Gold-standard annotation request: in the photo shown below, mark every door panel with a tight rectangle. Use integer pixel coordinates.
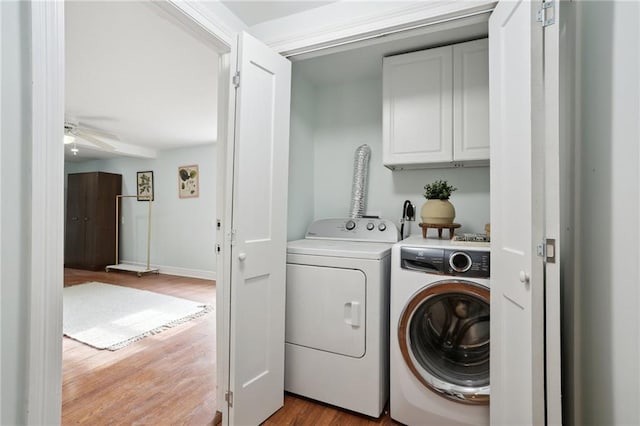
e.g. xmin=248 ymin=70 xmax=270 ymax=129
xmin=285 ymin=264 xmax=366 ymax=357
xmin=228 ymin=31 xmax=291 ymax=426
xmin=383 ymin=46 xmax=453 ymax=165
xmin=453 ymin=38 xmax=490 ymax=161
xmin=489 ymin=1 xmax=546 ymax=425
xmin=65 ymin=174 xmax=85 ymax=267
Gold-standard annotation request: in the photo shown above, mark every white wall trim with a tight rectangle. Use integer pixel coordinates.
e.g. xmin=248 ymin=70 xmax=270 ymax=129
xmin=0 ymin=2 xmax=4 ymax=421
xmin=215 ymin=49 xmax=233 ymax=422
xmin=118 ymin=260 xmax=216 ymax=281
xmin=164 ymin=0 xmax=244 ymax=52
xmin=28 ymin=1 xmax=65 ymax=423
xmin=250 ymin=1 xmax=496 ymax=57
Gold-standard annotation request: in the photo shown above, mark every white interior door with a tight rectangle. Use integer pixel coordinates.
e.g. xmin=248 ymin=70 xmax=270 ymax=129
xmin=489 ymin=1 xmax=550 ymax=424
xmin=227 ymin=31 xmax=291 ymax=426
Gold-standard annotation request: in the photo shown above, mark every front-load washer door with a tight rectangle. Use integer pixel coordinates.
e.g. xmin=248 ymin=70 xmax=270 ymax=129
xmin=398 ymin=280 xmax=490 ymax=404
xmin=286 ymin=264 xmax=365 ymax=358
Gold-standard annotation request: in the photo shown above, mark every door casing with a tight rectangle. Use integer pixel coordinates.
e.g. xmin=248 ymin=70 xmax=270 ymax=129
xmin=29 ymin=1 xmax=564 ymax=424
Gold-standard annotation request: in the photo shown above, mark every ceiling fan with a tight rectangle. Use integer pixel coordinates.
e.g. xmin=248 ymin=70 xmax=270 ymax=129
xmin=64 ymin=120 xmax=119 ymax=155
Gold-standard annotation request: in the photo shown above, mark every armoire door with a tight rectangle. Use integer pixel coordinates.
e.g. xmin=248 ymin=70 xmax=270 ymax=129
xmin=65 ymin=173 xmax=90 ymax=267
xmin=86 ymin=172 xmax=121 ymax=269
xmin=82 ymin=173 xmax=99 ymax=268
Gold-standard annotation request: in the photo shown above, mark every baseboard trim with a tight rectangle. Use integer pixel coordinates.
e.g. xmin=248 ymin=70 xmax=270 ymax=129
xmin=118 ymin=260 xmax=216 ymax=280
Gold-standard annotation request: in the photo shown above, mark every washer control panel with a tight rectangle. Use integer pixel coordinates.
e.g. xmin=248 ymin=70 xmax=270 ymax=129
xmin=400 ymin=246 xmax=490 ymax=278
xmin=306 ymin=218 xmax=400 ymax=243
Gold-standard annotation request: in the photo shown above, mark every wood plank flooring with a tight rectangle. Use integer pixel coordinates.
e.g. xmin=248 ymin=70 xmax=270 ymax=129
xmin=62 ymin=269 xmax=217 ymax=425
xmin=263 ymin=394 xmax=401 ymax=426
xmin=62 ymin=268 xmax=399 ymax=425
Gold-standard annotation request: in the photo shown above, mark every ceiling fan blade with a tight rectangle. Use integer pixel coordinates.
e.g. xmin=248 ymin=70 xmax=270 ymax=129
xmin=75 ymin=115 xmax=117 ymax=121
xmin=76 ymin=132 xmax=116 ymax=151
xmin=76 ymin=124 xmax=120 ymax=141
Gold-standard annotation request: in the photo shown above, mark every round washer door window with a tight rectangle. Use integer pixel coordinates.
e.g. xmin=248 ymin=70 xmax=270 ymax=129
xmin=398 ymin=280 xmax=490 ymax=404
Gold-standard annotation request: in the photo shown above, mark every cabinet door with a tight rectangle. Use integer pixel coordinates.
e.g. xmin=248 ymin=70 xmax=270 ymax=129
xmin=65 ymin=174 xmax=86 ymax=267
xmin=453 ymin=38 xmax=490 ymax=161
xmin=91 ymin=173 xmax=121 ymax=268
xmin=383 ymin=46 xmax=453 ymax=167
xmin=82 ymin=173 xmax=99 ymax=268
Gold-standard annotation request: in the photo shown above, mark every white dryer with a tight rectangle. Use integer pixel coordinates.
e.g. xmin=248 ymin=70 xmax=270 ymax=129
xmin=390 ymin=235 xmax=490 ymax=426
xmin=285 ymin=218 xmax=399 ymax=417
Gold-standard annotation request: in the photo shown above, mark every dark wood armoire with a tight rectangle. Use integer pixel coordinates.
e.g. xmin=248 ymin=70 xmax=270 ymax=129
xmin=65 ymin=172 xmax=122 ymax=270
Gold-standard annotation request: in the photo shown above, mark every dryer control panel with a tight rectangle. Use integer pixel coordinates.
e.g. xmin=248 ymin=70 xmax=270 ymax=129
xmin=400 ymin=246 xmax=490 ymax=278
xmin=305 ymin=218 xmax=400 ymax=243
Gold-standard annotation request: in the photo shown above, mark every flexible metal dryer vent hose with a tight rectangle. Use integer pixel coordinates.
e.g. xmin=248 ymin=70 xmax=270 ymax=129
xmin=349 ymin=144 xmax=371 ymax=219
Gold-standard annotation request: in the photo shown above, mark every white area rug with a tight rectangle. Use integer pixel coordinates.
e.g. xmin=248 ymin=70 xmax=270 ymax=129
xmin=63 ymin=282 xmax=212 ymax=350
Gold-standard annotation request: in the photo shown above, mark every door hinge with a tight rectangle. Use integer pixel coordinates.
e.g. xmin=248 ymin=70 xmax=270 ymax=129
xmin=537 ymin=0 xmax=555 ymax=27
xmin=225 ymin=390 xmax=234 ymax=407
xmin=537 ymin=238 xmax=556 ymax=263
xmin=216 ymin=219 xmax=221 ymax=230
xmin=215 ymin=243 xmax=221 ymax=254
xmin=232 ymin=71 xmax=240 ymax=88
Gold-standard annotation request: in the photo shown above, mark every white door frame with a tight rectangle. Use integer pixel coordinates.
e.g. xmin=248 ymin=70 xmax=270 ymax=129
xmin=28 ymin=1 xmax=235 ymax=423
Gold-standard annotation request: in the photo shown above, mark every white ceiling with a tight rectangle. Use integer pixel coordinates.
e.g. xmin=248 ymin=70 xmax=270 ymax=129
xmin=221 ymin=1 xmax=335 ymax=26
xmin=65 ymin=1 xmax=219 ymax=161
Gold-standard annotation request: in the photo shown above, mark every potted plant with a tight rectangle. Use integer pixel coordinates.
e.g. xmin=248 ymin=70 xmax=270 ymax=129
xmin=421 ymin=179 xmax=457 ymax=224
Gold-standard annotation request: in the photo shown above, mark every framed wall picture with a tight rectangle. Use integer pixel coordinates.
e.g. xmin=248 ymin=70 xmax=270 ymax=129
xmin=178 ymin=165 xmax=199 ymax=198
xmin=136 ymin=171 xmax=154 ymax=201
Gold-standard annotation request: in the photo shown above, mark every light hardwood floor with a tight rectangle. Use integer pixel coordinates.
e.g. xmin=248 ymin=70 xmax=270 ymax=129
xmin=263 ymin=394 xmax=400 ymax=426
xmin=62 ymin=268 xmax=399 ymax=425
xmin=62 ymin=268 xmax=217 ymax=425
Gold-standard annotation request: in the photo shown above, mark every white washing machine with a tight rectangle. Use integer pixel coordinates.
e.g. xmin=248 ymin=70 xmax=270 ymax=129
xmin=285 ymin=218 xmax=399 ymax=417
xmin=390 ymin=235 xmax=490 ymax=426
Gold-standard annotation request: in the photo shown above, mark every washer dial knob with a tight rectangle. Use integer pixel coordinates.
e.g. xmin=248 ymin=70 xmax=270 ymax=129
xmin=345 ymin=220 xmax=356 ymax=231
xmin=378 ymin=223 xmax=387 ymax=232
xmin=449 ymin=251 xmax=472 ymax=273
xmin=366 ymin=222 xmax=375 ymax=231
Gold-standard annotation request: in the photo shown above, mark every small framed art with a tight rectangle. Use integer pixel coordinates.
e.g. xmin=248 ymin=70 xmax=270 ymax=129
xmin=136 ymin=171 xmax=154 ymax=201
xmin=178 ymin=165 xmax=199 ymax=198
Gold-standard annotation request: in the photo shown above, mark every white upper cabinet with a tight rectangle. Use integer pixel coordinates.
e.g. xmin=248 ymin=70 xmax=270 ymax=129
xmin=383 ymin=45 xmax=453 ymax=166
xmin=383 ymin=38 xmax=489 ymax=169
xmin=453 ymin=38 xmax=490 ymax=161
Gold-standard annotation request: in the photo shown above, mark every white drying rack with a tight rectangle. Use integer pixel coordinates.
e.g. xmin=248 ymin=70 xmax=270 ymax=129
xmin=106 ymin=195 xmax=159 ymax=277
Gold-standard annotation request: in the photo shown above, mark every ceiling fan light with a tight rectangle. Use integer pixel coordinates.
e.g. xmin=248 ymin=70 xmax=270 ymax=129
xmin=64 ymin=134 xmax=76 ymax=145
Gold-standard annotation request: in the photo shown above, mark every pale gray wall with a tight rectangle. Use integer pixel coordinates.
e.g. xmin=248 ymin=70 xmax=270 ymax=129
xmin=65 ymin=144 xmax=217 ymax=276
xmin=288 ymin=73 xmax=490 ymax=240
xmin=1 ymin=1 xmax=31 ymax=424
xmin=578 ymin=1 xmax=640 ymax=424
xmin=287 ymin=67 xmax=316 ymax=240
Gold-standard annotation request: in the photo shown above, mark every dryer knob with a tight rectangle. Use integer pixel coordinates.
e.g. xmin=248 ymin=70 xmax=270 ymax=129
xmin=366 ymin=222 xmax=375 ymax=231
xmin=378 ymin=223 xmax=387 ymax=232
xmin=345 ymin=220 xmax=356 ymax=231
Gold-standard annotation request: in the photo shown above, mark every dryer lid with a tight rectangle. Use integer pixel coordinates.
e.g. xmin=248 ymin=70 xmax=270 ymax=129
xmin=287 ymin=239 xmax=392 ymax=260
